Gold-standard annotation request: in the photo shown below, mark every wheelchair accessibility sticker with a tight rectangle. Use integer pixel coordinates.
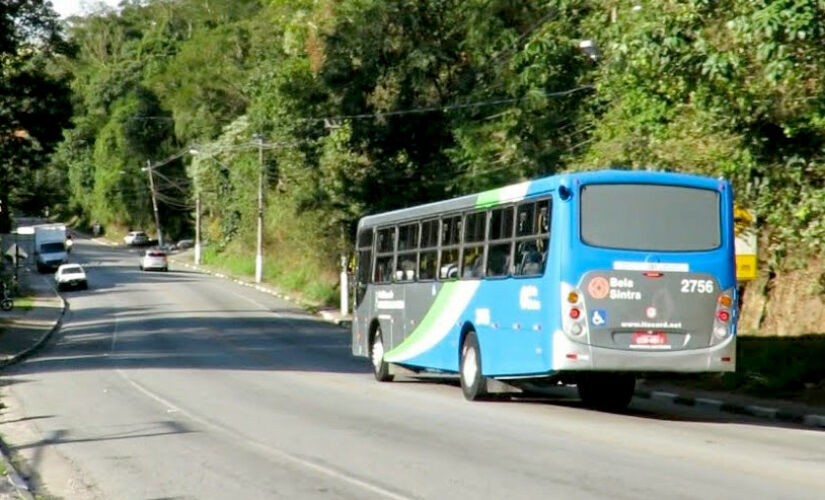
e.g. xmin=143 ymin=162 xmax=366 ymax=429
xmin=591 ymin=309 xmax=607 ymax=327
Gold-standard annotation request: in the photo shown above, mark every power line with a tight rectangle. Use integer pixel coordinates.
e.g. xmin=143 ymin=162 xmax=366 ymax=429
xmin=483 ymin=7 xmax=562 ymax=72
xmin=147 ymin=147 xmax=192 ymax=171
xmin=311 ymin=86 xmax=594 ymax=123
xmin=131 ymin=85 xmax=594 ymax=136
xmin=129 ymin=116 xmax=176 ymax=121
xmin=152 ymin=168 xmax=192 ymax=194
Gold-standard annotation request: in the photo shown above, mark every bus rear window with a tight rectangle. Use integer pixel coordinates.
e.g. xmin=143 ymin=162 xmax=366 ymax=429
xmin=580 ymin=184 xmax=721 ymax=251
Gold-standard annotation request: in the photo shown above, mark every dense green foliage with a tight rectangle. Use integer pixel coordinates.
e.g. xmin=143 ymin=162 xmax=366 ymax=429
xmin=45 ymin=0 xmax=825 ymax=301
xmin=0 ymin=0 xmax=71 ymax=232
xmin=578 ymin=1 xmax=825 ymax=265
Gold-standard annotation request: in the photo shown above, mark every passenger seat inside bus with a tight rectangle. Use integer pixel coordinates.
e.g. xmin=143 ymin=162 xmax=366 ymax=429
xmin=519 ymin=251 xmax=544 ymax=275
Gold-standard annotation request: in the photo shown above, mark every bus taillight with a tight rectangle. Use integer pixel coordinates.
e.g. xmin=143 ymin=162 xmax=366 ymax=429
xmin=711 ymin=288 xmax=735 ymax=343
xmin=561 ymin=283 xmax=588 ymax=338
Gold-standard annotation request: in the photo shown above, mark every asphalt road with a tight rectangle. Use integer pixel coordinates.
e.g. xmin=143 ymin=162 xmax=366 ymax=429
xmin=2 ymin=237 xmax=824 ymax=500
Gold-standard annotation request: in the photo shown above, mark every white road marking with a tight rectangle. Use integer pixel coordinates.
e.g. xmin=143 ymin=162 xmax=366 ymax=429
xmin=108 ymin=294 xmax=408 ymax=500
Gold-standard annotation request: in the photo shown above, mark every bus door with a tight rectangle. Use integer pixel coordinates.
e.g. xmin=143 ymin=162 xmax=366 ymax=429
xmin=372 ymin=227 xmax=401 ymax=348
xmin=353 ymin=228 xmax=376 ymax=356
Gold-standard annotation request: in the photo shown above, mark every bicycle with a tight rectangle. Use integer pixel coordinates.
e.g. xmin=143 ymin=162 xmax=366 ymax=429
xmin=1 ymin=281 xmax=13 ymax=311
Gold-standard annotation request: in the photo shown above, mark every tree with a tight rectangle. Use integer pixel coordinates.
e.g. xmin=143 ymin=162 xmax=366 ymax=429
xmin=0 ymin=0 xmax=71 ymax=231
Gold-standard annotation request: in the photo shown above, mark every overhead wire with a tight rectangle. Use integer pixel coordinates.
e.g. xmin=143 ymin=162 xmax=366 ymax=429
xmin=131 ymin=80 xmax=595 ymax=201
xmin=305 ymin=86 xmax=593 ymax=123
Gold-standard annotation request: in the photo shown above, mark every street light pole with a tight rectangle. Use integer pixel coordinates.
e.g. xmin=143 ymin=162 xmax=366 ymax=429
xmin=255 ymin=134 xmax=264 ymax=283
xmin=145 ymin=160 xmax=164 ymax=247
xmin=188 ymin=149 xmax=203 ymax=265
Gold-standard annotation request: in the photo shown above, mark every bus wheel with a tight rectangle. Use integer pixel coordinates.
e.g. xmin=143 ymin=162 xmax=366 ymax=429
xmin=577 ymin=373 xmax=636 ymax=411
xmin=370 ymin=326 xmax=393 ymax=382
xmin=460 ymin=332 xmax=487 ymax=401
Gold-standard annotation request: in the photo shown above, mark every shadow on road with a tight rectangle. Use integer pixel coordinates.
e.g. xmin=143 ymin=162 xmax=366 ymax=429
xmin=2 ymin=238 xmax=370 ymax=377
xmin=11 ymin=305 xmax=366 ymax=375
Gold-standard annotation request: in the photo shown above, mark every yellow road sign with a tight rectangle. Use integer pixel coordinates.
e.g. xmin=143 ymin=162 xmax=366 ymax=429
xmin=734 ymin=205 xmax=757 ymax=281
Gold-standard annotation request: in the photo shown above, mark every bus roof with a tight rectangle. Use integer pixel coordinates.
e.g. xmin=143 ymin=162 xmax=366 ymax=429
xmin=358 ymin=169 xmax=729 ymax=229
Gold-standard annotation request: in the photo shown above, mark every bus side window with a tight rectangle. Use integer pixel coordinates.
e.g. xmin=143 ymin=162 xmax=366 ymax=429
xmin=486 ymin=206 xmax=514 ymax=277
xmin=439 ymin=216 xmax=461 ymax=280
xmin=375 ymin=256 xmax=394 ymax=283
xmin=514 ymin=199 xmax=551 ymax=277
xmin=396 ymin=223 xmax=418 ymax=282
xmin=462 ymin=211 xmax=486 ymax=279
xmin=537 ymin=199 xmax=550 ymax=234
xmin=355 ymin=228 xmax=373 ymax=306
xmin=440 ymin=249 xmax=459 ymax=279
xmin=486 ymin=242 xmax=512 ymax=277
xmin=374 ymin=227 xmax=396 ymax=283
xmin=516 ymin=202 xmax=536 ymax=236
xmin=419 ymin=251 xmax=437 ymax=280
xmin=419 ymin=219 xmax=438 ymax=280
xmin=515 ymin=240 xmax=546 ymax=276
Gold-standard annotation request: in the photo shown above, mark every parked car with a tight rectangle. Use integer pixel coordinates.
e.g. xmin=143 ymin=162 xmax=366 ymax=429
xmin=140 ymin=249 xmax=168 ymax=271
xmin=55 ymin=264 xmax=88 ymax=291
xmin=124 ymin=231 xmax=149 ymax=246
xmin=175 ymin=239 xmax=194 ymax=250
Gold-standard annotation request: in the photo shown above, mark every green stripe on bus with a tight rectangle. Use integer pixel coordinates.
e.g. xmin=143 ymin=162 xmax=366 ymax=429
xmin=384 ymin=281 xmax=480 ymax=363
xmin=475 ymin=181 xmax=531 ymax=208
xmin=384 ymin=282 xmax=457 ymax=362
xmin=475 ymin=188 xmax=503 ymax=208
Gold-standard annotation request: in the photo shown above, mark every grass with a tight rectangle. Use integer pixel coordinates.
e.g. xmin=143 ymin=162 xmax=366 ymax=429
xmin=201 ymin=244 xmax=338 ymax=307
xmin=11 ymin=296 xmax=34 ymax=312
xmin=650 ymin=335 xmax=825 ymax=404
xmin=727 ymin=336 xmax=825 ymax=398
xmin=202 ymin=247 xmax=256 ymax=276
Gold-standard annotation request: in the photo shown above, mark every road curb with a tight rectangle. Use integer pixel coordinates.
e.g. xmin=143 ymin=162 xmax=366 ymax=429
xmin=635 ymin=387 xmax=825 ymax=430
xmin=0 ymin=287 xmax=67 ymax=370
xmin=0 ymin=443 xmax=33 ymax=500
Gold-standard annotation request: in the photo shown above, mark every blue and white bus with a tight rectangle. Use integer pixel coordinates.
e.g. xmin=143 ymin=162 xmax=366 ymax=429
xmin=351 ymin=170 xmax=737 ymax=409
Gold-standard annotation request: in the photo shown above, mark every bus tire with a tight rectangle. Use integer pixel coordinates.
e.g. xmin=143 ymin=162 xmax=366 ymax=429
xmin=370 ymin=326 xmax=393 ymax=382
xmin=577 ymin=373 xmax=636 ymax=411
xmin=460 ymin=331 xmax=487 ymax=401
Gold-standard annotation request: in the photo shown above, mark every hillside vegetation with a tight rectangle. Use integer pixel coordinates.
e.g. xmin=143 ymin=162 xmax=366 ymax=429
xmin=36 ymin=1 xmax=825 ymax=323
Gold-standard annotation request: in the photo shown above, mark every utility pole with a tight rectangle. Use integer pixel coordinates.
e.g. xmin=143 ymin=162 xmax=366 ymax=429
xmin=195 ymin=191 xmax=201 ymax=265
xmin=255 ymin=134 xmax=264 ymax=283
xmin=340 ymin=254 xmax=349 ymax=316
xmin=145 ymin=160 xmax=164 ymax=247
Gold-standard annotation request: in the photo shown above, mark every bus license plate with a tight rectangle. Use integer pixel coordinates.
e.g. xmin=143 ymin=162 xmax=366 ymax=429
xmin=632 ymin=332 xmax=668 ymax=346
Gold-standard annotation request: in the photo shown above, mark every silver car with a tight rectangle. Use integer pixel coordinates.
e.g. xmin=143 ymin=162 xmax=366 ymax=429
xmin=139 ymin=250 xmax=168 ymax=271
xmin=124 ymin=231 xmax=149 ymax=246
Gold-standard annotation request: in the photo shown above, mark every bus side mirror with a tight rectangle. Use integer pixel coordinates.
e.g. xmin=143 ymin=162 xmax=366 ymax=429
xmin=559 ymin=185 xmax=572 ymax=201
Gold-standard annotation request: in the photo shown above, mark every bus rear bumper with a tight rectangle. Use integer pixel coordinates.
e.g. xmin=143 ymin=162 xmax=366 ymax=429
xmin=552 ymin=330 xmax=736 ymax=373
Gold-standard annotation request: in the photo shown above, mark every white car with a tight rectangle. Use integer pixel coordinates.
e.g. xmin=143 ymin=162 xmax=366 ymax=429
xmin=124 ymin=231 xmax=149 ymax=246
xmin=140 ymin=249 xmax=168 ymax=271
xmin=55 ymin=264 xmax=88 ymax=291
